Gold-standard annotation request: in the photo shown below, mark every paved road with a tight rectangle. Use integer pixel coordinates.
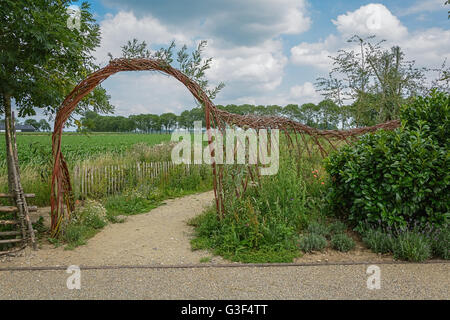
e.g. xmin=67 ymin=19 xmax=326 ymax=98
xmin=0 ymin=262 xmax=448 ymax=299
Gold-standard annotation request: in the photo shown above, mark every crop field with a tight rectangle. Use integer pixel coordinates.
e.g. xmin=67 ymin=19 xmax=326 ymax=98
xmin=0 ymin=132 xmax=172 ymax=169
xmin=0 ymin=132 xmax=215 ymax=207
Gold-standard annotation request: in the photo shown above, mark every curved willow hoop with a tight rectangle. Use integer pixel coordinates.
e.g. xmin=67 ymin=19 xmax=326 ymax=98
xmin=51 ymin=57 xmax=400 ymax=235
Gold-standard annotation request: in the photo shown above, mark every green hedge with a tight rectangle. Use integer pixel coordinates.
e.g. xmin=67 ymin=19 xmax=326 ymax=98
xmin=325 ymin=91 xmax=449 ymax=230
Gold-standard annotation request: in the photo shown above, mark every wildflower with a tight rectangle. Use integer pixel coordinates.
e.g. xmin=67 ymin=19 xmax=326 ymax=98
xmin=321 ymin=182 xmax=325 ymax=185
xmin=313 ymin=174 xmax=317 ymax=178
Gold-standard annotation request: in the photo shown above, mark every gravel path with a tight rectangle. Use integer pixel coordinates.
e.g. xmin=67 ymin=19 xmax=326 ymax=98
xmin=1 ymin=191 xmax=224 ymax=268
xmin=1 ymin=191 xmax=394 ymax=268
xmin=0 ymin=263 xmax=448 ymax=299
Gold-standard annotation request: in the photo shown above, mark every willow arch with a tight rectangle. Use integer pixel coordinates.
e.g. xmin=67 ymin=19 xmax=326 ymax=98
xmin=50 ymin=58 xmax=221 ymax=234
xmin=51 ymin=57 xmax=400 ymax=235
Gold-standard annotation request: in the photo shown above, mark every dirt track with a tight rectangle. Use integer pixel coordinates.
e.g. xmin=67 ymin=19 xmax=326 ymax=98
xmin=1 ymin=190 xmax=399 ymax=268
xmin=0 ymin=191 xmax=225 ymax=268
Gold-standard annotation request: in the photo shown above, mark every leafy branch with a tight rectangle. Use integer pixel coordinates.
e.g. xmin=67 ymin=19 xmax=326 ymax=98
xmin=108 ymin=38 xmax=225 ymax=101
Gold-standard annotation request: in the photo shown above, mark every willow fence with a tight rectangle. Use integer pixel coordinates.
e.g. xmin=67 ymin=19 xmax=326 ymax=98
xmin=73 ymin=161 xmax=197 ymax=199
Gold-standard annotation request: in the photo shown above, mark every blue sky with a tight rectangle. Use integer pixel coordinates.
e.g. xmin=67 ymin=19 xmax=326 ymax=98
xmin=25 ymin=0 xmax=450 ymax=123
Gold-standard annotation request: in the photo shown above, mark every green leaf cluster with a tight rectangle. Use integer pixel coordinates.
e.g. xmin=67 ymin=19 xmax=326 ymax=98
xmin=325 ymin=91 xmax=449 ymax=229
xmin=0 ymin=0 xmax=113 ymax=117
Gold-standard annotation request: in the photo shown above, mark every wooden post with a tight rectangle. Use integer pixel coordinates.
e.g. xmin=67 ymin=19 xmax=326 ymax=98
xmin=2 ymin=98 xmax=36 ymax=250
xmin=11 ymin=112 xmax=36 ymax=249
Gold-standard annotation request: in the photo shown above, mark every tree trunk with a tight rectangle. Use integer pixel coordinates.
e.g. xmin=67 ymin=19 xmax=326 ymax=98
xmin=3 ymin=93 xmax=16 ymax=193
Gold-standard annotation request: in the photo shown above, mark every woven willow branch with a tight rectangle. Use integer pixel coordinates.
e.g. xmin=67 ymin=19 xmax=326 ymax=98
xmin=50 ymin=58 xmax=400 ymax=234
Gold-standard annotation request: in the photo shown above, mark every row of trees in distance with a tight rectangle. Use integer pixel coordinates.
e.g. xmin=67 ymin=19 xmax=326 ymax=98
xmin=0 ymin=118 xmax=51 ymax=132
xmin=78 ymin=99 xmax=345 ymax=133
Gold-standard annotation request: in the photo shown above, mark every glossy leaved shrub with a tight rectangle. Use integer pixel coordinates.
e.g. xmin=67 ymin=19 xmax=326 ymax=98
xmin=325 ymin=91 xmax=449 ymax=230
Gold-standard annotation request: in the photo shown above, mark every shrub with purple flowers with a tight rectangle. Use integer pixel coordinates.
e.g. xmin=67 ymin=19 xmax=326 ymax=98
xmin=392 ymin=230 xmax=432 ymax=262
xmin=362 ymin=228 xmax=394 ymax=254
xmin=299 ymin=233 xmax=327 ymax=253
xmin=330 ymin=233 xmax=355 ymax=252
xmin=429 ymin=224 xmax=450 ymax=260
xmin=361 ymin=220 xmax=449 ymax=261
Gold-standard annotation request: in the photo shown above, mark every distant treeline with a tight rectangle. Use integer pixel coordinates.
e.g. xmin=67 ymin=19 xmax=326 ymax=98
xmin=80 ymin=99 xmax=357 ymax=133
xmin=0 ymin=118 xmax=51 ymax=132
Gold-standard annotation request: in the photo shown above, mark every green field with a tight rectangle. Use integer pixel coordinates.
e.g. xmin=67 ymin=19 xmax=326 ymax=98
xmin=0 ymin=131 xmax=210 ymax=207
xmin=0 ymin=132 xmax=172 ymax=169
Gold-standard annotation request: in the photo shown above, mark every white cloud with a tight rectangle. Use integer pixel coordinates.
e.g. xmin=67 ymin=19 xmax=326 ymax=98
xmin=102 ymin=72 xmax=198 ymax=116
xmin=397 ymin=28 xmax=450 ymax=68
xmin=399 ymin=0 xmax=445 ymax=16
xmin=290 ymin=35 xmax=339 ymax=70
xmin=94 ymin=11 xmax=190 ymax=64
xmin=89 ymin=2 xmax=448 ymax=116
xmin=213 ymin=81 xmax=323 ymax=108
xmin=290 ymin=3 xmax=448 ymax=72
xmin=201 ymin=0 xmax=311 ymax=45
xmin=205 ymin=39 xmax=288 ymax=96
xmin=289 ymin=82 xmax=321 ymax=103
xmin=332 ymin=3 xmax=408 ymax=40
xmin=92 ymin=10 xmax=291 ymax=111
xmin=101 ymin=0 xmax=311 ymax=45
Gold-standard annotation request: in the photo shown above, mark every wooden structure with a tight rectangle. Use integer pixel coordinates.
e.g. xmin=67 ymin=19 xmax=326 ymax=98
xmin=1 ymin=111 xmax=37 ymax=255
xmin=50 ymin=57 xmax=400 ymax=235
xmin=73 ymin=161 xmax=205 ymax=199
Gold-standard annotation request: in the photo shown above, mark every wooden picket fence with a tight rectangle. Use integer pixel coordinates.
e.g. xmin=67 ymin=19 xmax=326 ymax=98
xmin=73 ymin=161 xmax=194 ymax=199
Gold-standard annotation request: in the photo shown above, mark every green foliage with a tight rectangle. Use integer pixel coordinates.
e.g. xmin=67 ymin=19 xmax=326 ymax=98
xmin=38 ymin=119 xmax=51 ymax=132
xmin=74 ymin=200 xmax=108 ymax=229
xmin=0 ymin=133 xmax=177 ymax=208
xmin=188 ymin=208 xmax=220 ymax=247
xmin=32 ymin=216 xmax=47 ymax=234
xmin=0 ymin=166 xmax=51 ymax=207
xmin=199 ymin=256 xmax=212 ymax=263
xmin=77 ymin=99 xmax=350 ymax=134
xmin=400 ymin=90 xmax=449 ymax=146
xmin=0 ymin=211 xmax=15 ymax=251
xmin=110 ymin=38 xmax=225 ymax=101
xmin=361 ymin=228 xmax=394 ymax=254
xmin=315 ymin=35 xmax=447 ymax=126
xmin=24 ymin=119 xmax=40 ymax=130
xmin=298 ymin=234 xmax=327 ymax=253
xmin=330 ymin=233 xmax=355 ymax=252
xmin=447 ymin=0 xmax=450 ymax=19
xmin=360 ymin=221 xmax=449 ymax=260
xmin=0 ymin=0 xmax=113 ymax=117
xmin=102 ymin=165 xmax=212 ymax=222
xmin=63 ymin=224 xmax=89 ymax=248
xmin=47 ymin=237 xmax=62 ymax=247
xmin=430 ymin=225 xmax=450 ymax=260
xmin=60 ymin=200 xmax=108 ymax=249
xmin=159 ymin=113 xmax=178 ymax=132
xmin=328 ymin=221 xmax=348 ymax=236
xmin=0 ymin=132 xmax=171 ymax=169
xmin=189 ymin=208 xmax=301 ymax=263
xmin=392 ymin=230 xmax=432 ymax=262
xmin=188 ymin=153 xmax=328 ymax=263
xmin=161 ymin=164 xmax=212 ymax=197
xmin=325 ymin=91 xmax=449 ymax=230
xmin=103 ymin=191 xmax=159 ymax=222
xmin=307 ymin=221 xmax=329 ymax=238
